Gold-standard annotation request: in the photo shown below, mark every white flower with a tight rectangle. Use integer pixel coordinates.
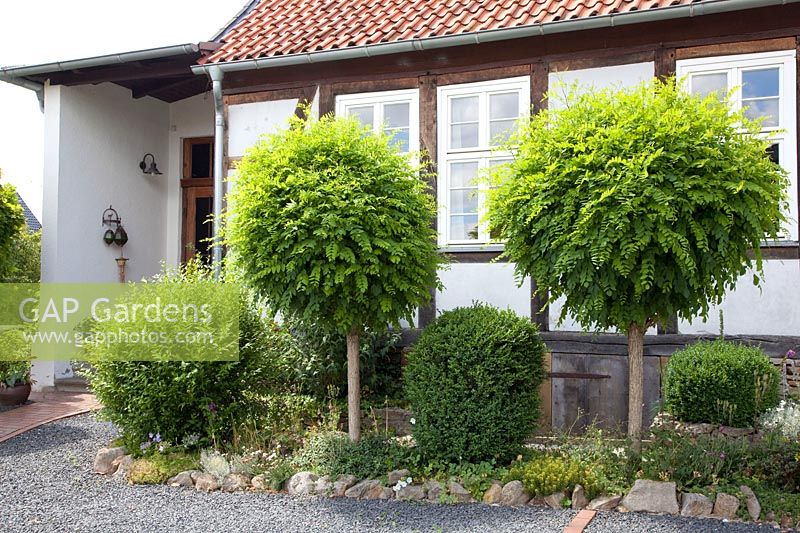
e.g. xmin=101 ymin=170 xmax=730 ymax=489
xmin=410 ymin=418 xmax=416 ymax=425
xmin=406 ymin=477 xmax=412 ymax=484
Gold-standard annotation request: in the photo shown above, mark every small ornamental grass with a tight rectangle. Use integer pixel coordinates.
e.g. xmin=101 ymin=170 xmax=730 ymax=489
xmin=663 ymin=340 xmax=780 ymax=427
xmin=404 ymin=304 xmax=546 ymax=464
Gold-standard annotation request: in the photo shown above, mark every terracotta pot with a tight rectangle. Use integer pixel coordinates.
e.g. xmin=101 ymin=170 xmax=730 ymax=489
xmin=0 ymin=382 xmax=31 ymax=406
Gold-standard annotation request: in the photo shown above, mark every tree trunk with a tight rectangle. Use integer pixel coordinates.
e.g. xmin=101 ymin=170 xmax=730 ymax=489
xmin=627 ymin=322 xmax=645 ymax=453
xmin=346 ymin=330 xmax=361 ymax=442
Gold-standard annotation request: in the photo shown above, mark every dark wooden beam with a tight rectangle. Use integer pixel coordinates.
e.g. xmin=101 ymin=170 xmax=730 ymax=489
xmin=130 ymin=76 xmax=202 ymax=99
xmin=418 ymin=74 xmax=438 ymax=328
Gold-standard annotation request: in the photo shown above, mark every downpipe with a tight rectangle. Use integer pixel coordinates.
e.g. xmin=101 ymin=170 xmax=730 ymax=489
xmin=210 ymin=66 xmax=225 ymax=278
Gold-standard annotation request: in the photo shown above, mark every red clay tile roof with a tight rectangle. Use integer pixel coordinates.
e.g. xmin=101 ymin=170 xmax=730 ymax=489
xmin=205 ymin=0 xmax=705 ymax=64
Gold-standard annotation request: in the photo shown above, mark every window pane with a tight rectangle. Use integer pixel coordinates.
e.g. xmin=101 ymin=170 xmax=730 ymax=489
xmin=489 ymin=119 xmax=517 ymax=145
xmin=742 ymin=68 xmax=779 ymax=99
xmin=348 ymin=105 xmax=374 ymax=129
xmin=450 ymin=123 xmax=479 ymax=149
xmin=384 ymin=102 xmax=409 ymax=129
xmin=691 ymin=72 xmax=728 ymax=99
xmin=743 ymin=98 xmax=779 ymax=126
xmin=190 ymin=142 xmax=212 ymax=178
xmin=490 ymin=92 xmax=519 ymax=120
xmin=449 ymin=189 xmax=479 ymax=213
xmin=450 ymin=161 xmax=479 ymax=187
xmin=385 ymin=127 xmax=410 ymax=152
xmin=489 ymin=158 xmax=514 ymax=167
xmin=451 ymin=96 xmax=479 ymax=123
xmin=195 ymin=197 xmax=213 ymax=264
xmin=450 ymin=214 xmax=479 ymax=240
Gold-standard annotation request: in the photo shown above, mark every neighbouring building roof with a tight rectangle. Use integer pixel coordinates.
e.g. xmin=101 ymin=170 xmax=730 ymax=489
xmin=204 ymin=0 xmax=705 ymax=64
xmin=15 ymin=192 xmax=41 ymax=233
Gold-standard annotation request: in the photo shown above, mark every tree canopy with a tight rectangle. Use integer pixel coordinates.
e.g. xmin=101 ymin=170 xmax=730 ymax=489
xmin=226 ymin=113 xmax=443 ymax=334
xmin=488 ymin=78 xmax=789 ymax=332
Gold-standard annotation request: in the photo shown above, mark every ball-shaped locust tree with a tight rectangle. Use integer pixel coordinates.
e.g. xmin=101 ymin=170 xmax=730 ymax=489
xmin=226 ymin=114 xmax=443 ymax=440
xmin=488 ymin=79 xmax=789 ymax=449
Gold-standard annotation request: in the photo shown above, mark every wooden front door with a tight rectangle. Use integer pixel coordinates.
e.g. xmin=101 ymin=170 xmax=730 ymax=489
xmin=181 ymin=137 xmax=215 ymax=263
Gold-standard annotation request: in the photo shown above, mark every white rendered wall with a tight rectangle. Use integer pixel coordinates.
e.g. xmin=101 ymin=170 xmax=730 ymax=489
xmin=165 ymin=94 xmax=215 ymax=266
xmin=227 ymin=98 xmax=299 ymax=158
xmin=437 ymin=263 xmax=531 ymax=319
xmin=679 ymin=260 xmax=800 ymax=335
xmin=548 ymin=62 xmax=655 ymax=108
xmin=35 ymin=83 xmax=170 ymax=388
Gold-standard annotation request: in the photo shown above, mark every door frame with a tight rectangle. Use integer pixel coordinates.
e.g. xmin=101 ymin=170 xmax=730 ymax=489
xmin=181 ymin=136 xmax=215 ymax=263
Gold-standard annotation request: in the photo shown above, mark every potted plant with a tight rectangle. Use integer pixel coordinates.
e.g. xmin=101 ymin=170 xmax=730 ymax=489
xmin=0 ymin=360 xmax=32 ymax=406
xmin=0 ymin=325 xmax=33 ymax=406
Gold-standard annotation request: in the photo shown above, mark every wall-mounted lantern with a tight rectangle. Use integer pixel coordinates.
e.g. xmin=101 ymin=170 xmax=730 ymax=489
xmin=102 ymin=206 xmax=128 ymax=247
xmin=102 ymin=206 xmax=129 ymax=282
xmin=138 ymin=153 xmax=163 ymax=175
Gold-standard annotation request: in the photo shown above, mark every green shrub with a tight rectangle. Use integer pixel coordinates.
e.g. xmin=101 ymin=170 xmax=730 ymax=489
xmin=293 ymin=430 xmax=411 ymax=479
xmin=0 ymin=229 xmax=40 ymax=283
xmin=266 ymin=459 xmax=296 ymax=490
xmin=404 ymin=304 xmax=546 ymax=464
xmin=0 ymin=179 xmax=25 ymax=279
xmin=505 ymin=455 xmax=600 ymax=498
xmin=283 ymin=315 xmax=402 ymax=401
xmin=664 ymin=340 xmax=780 ymax=427
xmin=128 ymin=452 xmax=199 ymax=484
xmin=84 ymin=263 xmax=294 ymax=451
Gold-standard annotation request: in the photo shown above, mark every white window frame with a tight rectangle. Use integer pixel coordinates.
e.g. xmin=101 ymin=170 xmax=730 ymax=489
xmin=677 ymin=50 xmax=798 ymax=242
xmin=437 ymin=76 xmax=530 ymax=247
xmin=335 ymin=89 xmax=420 ymax=154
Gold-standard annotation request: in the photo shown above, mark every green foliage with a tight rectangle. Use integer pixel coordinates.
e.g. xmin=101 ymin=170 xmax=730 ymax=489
xmin=84 ymin=263 xmax=294 ymax=450
xmin=0 ymin=360 xmax=30 ymax=388
xmin=488 ymin=78 xmax=789 ymax=332
xmin=0 ymin=180 xmax=26 ymax=279
xmin=753 ymin=486 xmax=800 ymax=523
xmin=226 ymin=113 xmax=443 ymax=334
xmin=266 ymin=459 xmax=296 ymax=490
xmin=642 ymin=424 xmax=800 ymax=493
xmin=434 ymin=461 xmax=508 ymax=500
xmin=283 ymin=315 xmax=402 ymax=401
xmin=505 ymin=455 xmax=600 ymax=498
xmin=550 ymin=427 xmax=635 ymax=496
xmin=0 ymin=229 xmax=40 ymax=282
xmin=404 ymin=304 xmax=547 ymax=464
xmin=663 ymin=340 xmax=780 ymax=427
xmin=293 ymin=430 xmax=412 ymax=479
xmin=127 ymin=452 xmax=199 ymax=484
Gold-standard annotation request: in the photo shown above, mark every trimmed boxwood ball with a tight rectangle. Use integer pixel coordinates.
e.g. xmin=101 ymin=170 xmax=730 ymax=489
xmin=663 ymin=340 xmax=780 ymax=427
xmin=404 ymin=304 xmax=547 ymax=464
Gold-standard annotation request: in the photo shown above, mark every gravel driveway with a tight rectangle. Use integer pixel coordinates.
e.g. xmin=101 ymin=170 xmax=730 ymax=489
xmin=0 ymin=414 xmax=782 ymax=533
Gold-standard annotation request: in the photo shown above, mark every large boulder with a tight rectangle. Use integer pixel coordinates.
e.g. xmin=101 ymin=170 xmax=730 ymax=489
xmin=483 ymin=482 xmax=503 ymax=504
xmin=345 ymin=479 xmax=381 ymax=499
xmin=365 ymin=484 xmax=394 ymax=500
xmin=222 ymin=473 xmax=251 ymax=492
xmin=621 ymin=480 xmax=679 ymax=514
xmin=448 ymin=481 xmax=474 ymax=503
xmin=287 ymin=471 xmax=318 ymax=496
xmin=332 ymin=475 xmax=358 ymax=497
xmin=93 ymin=447 xmax=128 ymax=475
xmin=588 ymin=495 xmax=622 ymax=511
xmin=739 ymin=485 xmax=761 ymax=521
xmin=712 ymin=492 xmax=740 ymax=519
xmin=544 ymin=492 xmax=566 ymax=509
xmin=396 ymin=484 xmax=426 ymax=501
xmin=251 ymin=474 xmax=268 ymax=490
xmin=111 ymin=455 xmax=134 ymax=480
xmin=572 ymin=484 xmax=588 ymax=510
xmin=194 ymin=472 xmax=220 ymax=492
xmin=425 ymin=480 xmax=444 ymax=502
xmin=500 ymin=480 xmax=531 ymax=506
xmin=314 ymin=476 xmax=333 ymax=495
xmin=167 ymin=470 xmax=198 ymax=488
xmin=680 ymin=493 xmax=713 ymax=517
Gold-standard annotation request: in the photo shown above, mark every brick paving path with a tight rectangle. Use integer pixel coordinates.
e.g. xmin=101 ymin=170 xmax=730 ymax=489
xmin=0 ymin=391 xmax=100 ymax=443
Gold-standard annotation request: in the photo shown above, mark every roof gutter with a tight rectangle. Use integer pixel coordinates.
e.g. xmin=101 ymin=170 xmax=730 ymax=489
xmin=0 ymin=43 xmax=199 ymax=80
xmin=192 ymin=0 xmax=798 ymax=75
xmin=3 ymin=77 xmax=44 ymax=112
